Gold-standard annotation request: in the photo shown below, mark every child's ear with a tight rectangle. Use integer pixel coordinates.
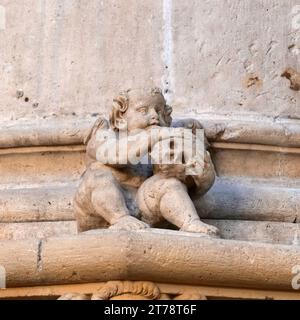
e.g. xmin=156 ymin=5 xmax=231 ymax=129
xmin=164 ymin=104 xmax=173 ymax=126
xmin=110 ymin=95 xmax=129 ymax=131
xmin=165 ymin=104 xmax=173 ymax=115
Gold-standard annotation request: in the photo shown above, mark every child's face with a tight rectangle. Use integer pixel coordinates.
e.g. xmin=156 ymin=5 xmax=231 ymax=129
xmin=123 ymin=93 xmax=168 ymax=132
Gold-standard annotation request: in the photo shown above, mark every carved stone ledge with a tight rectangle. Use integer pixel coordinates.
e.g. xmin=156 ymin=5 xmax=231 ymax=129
xmin=0 ymin=230 xmax=300 ymax=291
xmin=1 ymin=178 xmax=299 ymax=225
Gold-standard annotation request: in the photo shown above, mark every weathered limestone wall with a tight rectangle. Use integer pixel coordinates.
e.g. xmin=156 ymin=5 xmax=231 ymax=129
xmin=0 ymin=0 xmax=164 ymax=122
xmin=171 ymin=0 xmax=300 ymax=117
xmin=0 ymin=0 xmax=299 ymax=123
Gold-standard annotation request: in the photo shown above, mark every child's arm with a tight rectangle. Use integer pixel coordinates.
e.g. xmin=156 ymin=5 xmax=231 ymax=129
xmin=117 ymin=128 xmax=185 ymax=165
xmin=172 ymin=118 xmax=210 ymax=148
xmin=185 ymin=150 xmax=216 ymax=195
xmin=86 ymin=116 xmax=186 ymax=167
xmin=85 ymin=118 xmax=109 ymax=164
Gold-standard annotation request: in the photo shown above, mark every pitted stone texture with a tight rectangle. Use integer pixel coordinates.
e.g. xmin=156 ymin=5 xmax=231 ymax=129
xmin=1 ymin=1 xmax=299 ymax=123
xmin=0 ymin=0 xmax=164 ymax=122
xmin=170 ymin=0 xmax=300 ymax=118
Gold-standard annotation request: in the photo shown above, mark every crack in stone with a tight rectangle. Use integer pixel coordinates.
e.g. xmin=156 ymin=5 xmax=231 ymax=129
xmin=37 ymin=240 xmax=43 ymax=272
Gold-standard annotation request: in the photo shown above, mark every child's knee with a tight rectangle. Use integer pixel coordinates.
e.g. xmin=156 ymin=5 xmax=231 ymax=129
xmin=79 ymin=169 xmax=120 ymax=204
xmin=82 ymin=166 xmax=118 ymax=186
xmin=137 ymin=176 xmax=186 ymax=226
xmin=160 ymin=177 xmax=187 ymax=191
xmin=74 ymin=195 xmax=108 ymax=232
xmin=75 ymin=169 xmax=117 ymax=221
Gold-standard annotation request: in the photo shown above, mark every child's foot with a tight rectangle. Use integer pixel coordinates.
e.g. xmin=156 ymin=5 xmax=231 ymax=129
xmin=110 ymin=216 xmax=150 ymax=231
xmin=181 ymin=220 xmax=220 ymax=238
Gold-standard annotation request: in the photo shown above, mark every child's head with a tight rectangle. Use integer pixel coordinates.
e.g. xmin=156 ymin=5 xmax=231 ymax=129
xmin=110 ymin=87 xmax=172 ymax=132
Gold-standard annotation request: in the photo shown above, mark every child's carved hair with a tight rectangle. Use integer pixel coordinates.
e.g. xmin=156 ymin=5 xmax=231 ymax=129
xmin=109 ymin=87 xmax=172 ymax=131
xmin=110 ymin=90 xmax=130 ymax=131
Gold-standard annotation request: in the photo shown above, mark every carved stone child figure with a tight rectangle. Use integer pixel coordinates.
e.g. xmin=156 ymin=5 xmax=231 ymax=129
xmin=74 ymin=88 xmax=219 ymax=237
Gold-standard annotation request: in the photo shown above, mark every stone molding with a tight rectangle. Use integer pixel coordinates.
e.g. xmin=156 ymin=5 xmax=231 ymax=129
xmin=1 ymin=115 xmax=300 ymax=149
xmin=0 ymin=229 xmax=300 ymax=291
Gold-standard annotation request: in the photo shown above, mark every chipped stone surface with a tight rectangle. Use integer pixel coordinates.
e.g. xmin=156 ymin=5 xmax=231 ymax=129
xmin=282 ymin=67 xmax=300 ymax=91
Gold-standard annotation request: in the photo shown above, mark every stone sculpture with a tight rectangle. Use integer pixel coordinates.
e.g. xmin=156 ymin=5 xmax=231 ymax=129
xmin=74 ymin=88 xmax=219 ymax=237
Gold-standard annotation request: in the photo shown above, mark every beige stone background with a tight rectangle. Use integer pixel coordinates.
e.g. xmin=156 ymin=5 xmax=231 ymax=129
xmin=0 ymin=0 xmax=299 ymax=123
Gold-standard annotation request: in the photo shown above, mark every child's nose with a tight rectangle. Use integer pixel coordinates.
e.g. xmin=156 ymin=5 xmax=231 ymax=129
xmin=149 ymin=108 xmax=159 ymax=120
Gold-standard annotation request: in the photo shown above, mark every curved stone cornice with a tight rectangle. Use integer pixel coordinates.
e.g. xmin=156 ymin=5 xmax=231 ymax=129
xmin=1 ymin=115 xmax=300 ymax=149
xmin=0 ymin=229 xmax=299 ymax=291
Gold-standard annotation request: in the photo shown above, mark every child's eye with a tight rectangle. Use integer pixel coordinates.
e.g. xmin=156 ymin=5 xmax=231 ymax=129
xmin=138 ymin=107 xmax=147 ymax=114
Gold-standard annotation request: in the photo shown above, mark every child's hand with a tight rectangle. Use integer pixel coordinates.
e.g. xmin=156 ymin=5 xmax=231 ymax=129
xmin=173 ymin=118 xmax=203 ymax=134
xmin=185 ymin=154 xmax=205 ymax=177
xmin=158 ymin=127 xmax=186 ymax=141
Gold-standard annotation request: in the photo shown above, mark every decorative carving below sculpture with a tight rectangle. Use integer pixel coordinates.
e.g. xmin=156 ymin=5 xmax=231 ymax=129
xmin=74 ymin=88 xmax=219 ymax=237
xmin=58 ymin=281 xmax=207 ymax=300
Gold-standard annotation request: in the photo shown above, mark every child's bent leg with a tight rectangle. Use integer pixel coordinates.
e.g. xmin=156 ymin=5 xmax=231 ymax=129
xmin=90 ymin=170 xmax=149 ymax=231
xmin=159 ymin=181 xmax=219 ymax=236
xmin=137 ymin=175 xmax=219 ymax=237
xmin=75 ymin=168 xmax=149 ymax=232
xmin=74 ymin=199 xmax=107 ymax=233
